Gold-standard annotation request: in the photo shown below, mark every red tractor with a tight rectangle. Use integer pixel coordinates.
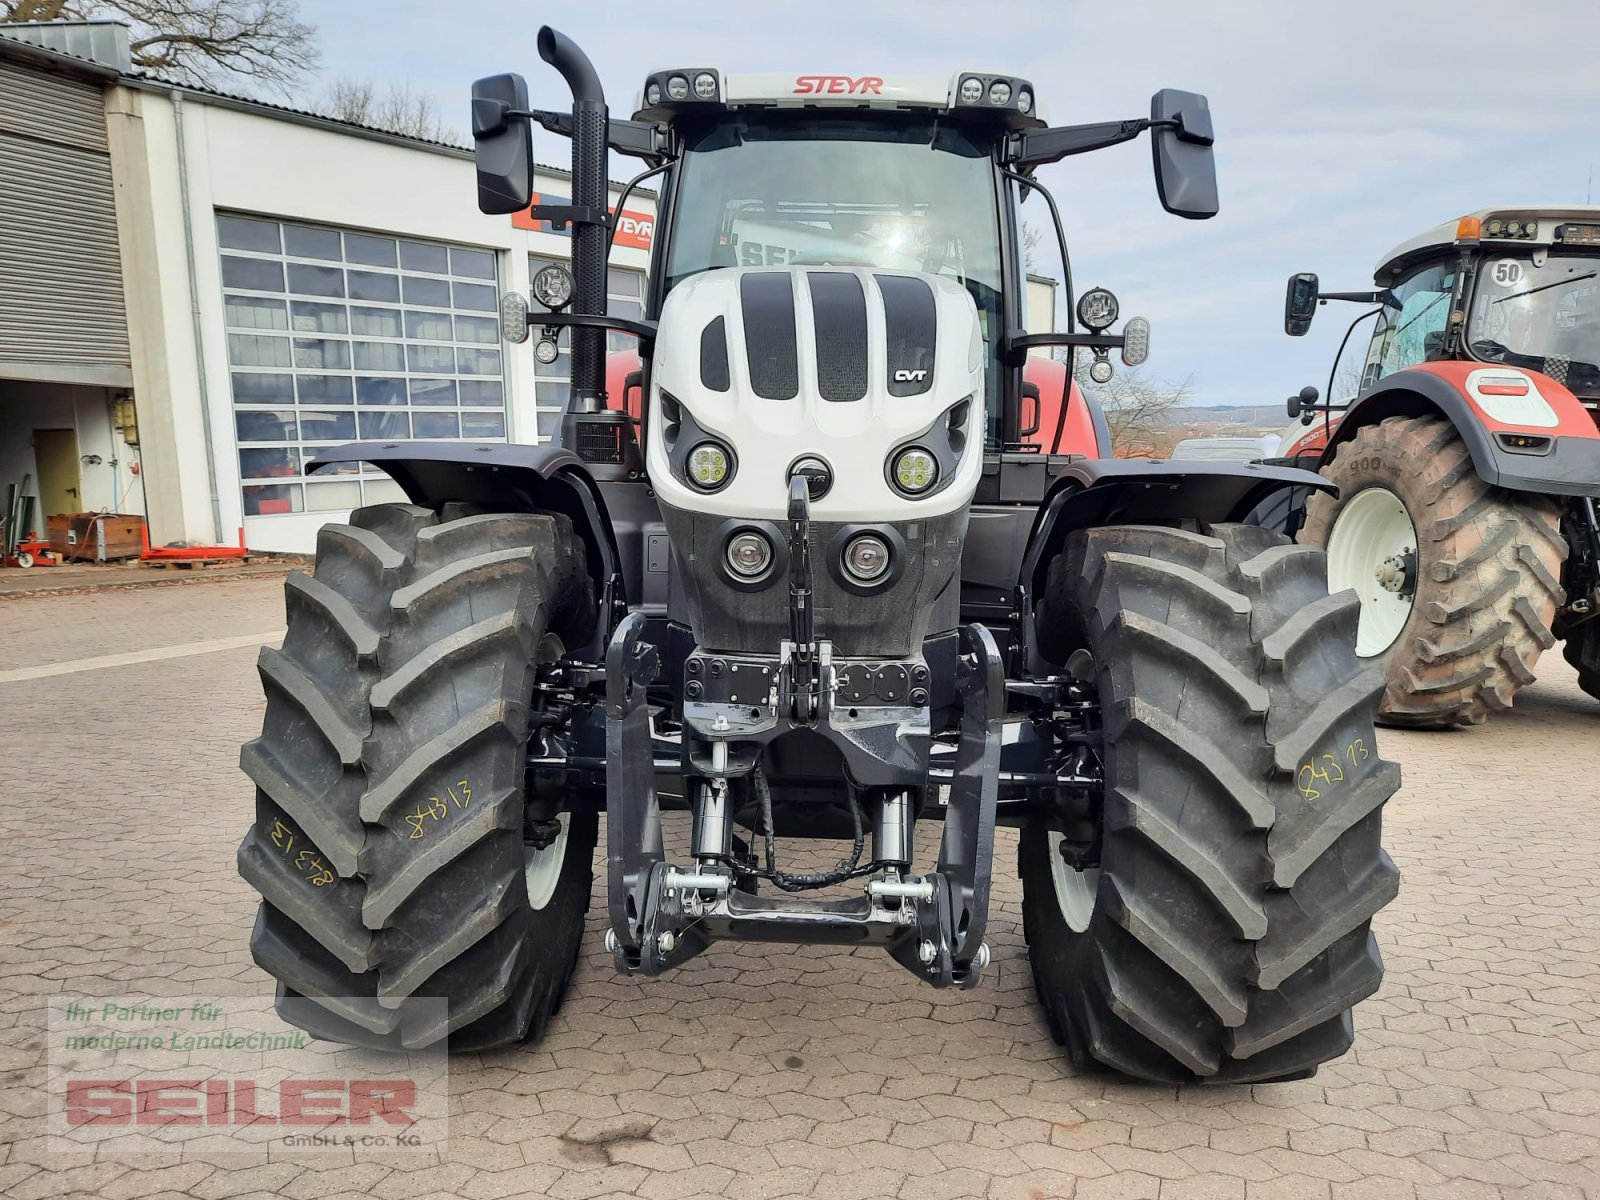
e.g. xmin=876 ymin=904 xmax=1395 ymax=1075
xmin=1266 ymin=210 xmax=1600 ymax=726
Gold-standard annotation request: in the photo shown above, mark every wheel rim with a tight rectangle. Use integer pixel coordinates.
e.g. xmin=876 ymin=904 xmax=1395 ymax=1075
xmin=524 ymin=814 xmax=569 ymax=911
xmin=1047 ymin=832 xmax=1100 ymax=933
xmin=1326 ymin=486 xmax=1419 ymax=658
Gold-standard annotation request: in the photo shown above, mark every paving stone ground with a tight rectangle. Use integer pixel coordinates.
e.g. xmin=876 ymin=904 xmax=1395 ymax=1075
xmin=1 ymin=576 xmax=1597 ymax=1200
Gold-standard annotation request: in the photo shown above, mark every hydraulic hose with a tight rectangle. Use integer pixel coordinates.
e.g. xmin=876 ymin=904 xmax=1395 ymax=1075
xmin=751 ymin=764 xmax=872 ymax=892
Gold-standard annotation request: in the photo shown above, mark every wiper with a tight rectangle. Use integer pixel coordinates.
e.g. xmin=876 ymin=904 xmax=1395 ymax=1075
xmin=1494 ymin=271 xmax=1599 ymax=304
xmin=1395 ymin=292 xmax=1448 ymax=335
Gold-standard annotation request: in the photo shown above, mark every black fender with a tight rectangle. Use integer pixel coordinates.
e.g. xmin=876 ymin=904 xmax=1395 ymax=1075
xmin=1020 ymin=458 xmax=1335 ymax=605
xmin=309 ymin=440 xmax=622 ymax=621
xmin=1327 ymin=374 xmax=1600 ymax=499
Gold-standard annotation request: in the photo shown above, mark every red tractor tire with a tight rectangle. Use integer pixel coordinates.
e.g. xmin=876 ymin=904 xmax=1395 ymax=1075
xmin=1301 ymin=415 xmax=1567 ymax=728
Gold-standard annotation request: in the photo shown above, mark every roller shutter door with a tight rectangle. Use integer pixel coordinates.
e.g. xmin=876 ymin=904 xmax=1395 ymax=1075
xmin=0 ymin=58 xmax=130 ymax=385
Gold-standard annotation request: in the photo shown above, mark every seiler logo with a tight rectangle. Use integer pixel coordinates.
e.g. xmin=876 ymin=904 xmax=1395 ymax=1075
xmin=64 ymin=1078 xmax=419 ymax=1126
xmin=793 ymin=75 xmax=884 ymax=96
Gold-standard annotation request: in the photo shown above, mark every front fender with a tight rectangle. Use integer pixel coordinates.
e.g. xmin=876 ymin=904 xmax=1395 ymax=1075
xmin=1328 ymin=364 xmax=1600 ymax=498
xmin=1020 ymin=458 xmax=1335 ymax=602
xmin=309 ymin=439 xmax=621 ymax=601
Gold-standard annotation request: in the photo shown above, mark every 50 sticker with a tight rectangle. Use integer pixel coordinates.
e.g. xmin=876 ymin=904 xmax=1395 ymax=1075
xmin=1296 ymin=738 xmax=1370 ymax=801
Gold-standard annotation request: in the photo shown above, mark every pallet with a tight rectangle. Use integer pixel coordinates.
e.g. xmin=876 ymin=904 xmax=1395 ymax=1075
xmin=140 ymin=556 xmax=254 ymax=570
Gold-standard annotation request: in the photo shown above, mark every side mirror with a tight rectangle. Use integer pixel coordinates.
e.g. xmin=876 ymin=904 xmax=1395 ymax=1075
xmin=1284 ymin=272 xmax=1319 ymax=336
xmin=471 ymin=73 xmax=533 ymax=215
xmin=1150 ymin=89 xmax=1218 ymax=219
xmin=1287 ymin=385 xmax=1319 ymax=423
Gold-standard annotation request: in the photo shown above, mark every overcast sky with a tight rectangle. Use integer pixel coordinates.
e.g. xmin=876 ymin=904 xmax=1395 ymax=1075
xmin=310 ymin=0 xmax=1600 ymax=410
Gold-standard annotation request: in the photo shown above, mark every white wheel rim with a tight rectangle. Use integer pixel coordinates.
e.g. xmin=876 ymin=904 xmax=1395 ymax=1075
xmin=524 ymin=814 xmax=569 ymax=911
xmin=1326 ymin=486 xmax=1419 ymax=658
xmin=1047 ymin=832 xmax=1100 ymax=933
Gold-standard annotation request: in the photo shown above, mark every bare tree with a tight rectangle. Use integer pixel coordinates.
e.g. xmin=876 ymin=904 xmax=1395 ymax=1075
xmin=2 ymin=0 xmax=317 ymax=92
xmin=320 ymin=76 xmax=456 ymax=143
xmin=1022 ymin=222 xmax=1043 ymax=271
xmin=1078 ymin=365 xmax=1194 ymax=457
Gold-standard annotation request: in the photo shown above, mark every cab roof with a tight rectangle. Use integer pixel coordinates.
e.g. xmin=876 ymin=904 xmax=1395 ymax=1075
xmin=1375 ymin=205 xmax=1600 ymax=279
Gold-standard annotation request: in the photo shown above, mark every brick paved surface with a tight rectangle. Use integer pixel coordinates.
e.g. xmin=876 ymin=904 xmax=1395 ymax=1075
xmin=1 ymin=576 xmax=1597 ymax=1199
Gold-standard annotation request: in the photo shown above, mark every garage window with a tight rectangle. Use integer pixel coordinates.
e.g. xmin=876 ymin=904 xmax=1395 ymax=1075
xmin=219 ymin=215 xmax=507 ymax=516
xmin=528 ymin=256 xmax=646 ymax=442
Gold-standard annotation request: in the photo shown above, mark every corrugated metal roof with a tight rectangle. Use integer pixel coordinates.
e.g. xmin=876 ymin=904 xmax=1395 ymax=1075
xmin=0 ymin=19 xmax=131 ymax=70
xmin=125 ymin=67 xmax=484 ymax=155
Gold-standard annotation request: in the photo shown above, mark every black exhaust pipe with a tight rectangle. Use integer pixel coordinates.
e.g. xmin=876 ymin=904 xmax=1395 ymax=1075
xmin=538 ymin=26 xmax=607 ymax=415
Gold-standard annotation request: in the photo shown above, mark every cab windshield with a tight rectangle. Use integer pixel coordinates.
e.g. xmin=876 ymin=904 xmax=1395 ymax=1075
xmin=664 ymin=115 xmax=1006 ymax=430
xmin=1469 ymin=251 xmax=1600 ymax=396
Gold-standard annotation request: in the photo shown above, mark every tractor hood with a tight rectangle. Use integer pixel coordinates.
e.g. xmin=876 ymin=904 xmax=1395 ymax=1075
xmin=645 ymin=267 xmax=986 ymax=524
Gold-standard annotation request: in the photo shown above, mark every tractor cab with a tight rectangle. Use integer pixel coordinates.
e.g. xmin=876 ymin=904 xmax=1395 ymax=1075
xmin=637 ymin=70 xmax=1034 ymax=451
xmin=1286 ymin=208 xmax=1600 ymax=420
xmin=479 ymin=55 xmax=1216 ymax=486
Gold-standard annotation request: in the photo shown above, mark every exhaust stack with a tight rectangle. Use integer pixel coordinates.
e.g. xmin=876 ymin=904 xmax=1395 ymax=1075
xmin=538 ymin=26 xmax=608 ymax=417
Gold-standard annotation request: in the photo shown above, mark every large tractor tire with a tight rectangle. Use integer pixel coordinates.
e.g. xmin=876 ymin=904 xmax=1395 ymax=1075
xmin=1563 ymin=619 xmax=1600 ymax=702
xmin=1023 ymin=523 xmax=1400 ymax=1083
xmin=1300 ymin=416 xmax=1567 ymax=727
xmin=238 ymin=503 xmax=597 ymax=1050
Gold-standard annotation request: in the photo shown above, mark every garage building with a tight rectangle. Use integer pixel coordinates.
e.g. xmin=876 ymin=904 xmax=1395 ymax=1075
xmin=0 ymin=19 xmax=655 ymax=556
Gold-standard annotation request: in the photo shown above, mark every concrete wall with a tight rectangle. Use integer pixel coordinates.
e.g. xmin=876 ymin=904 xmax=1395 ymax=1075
xmin=0 ymin=380 xmax=144 ymax=524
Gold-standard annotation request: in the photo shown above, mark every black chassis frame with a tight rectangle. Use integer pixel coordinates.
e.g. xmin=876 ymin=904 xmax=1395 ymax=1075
xmin=307 ymin=26 xmax=1332 ymax=990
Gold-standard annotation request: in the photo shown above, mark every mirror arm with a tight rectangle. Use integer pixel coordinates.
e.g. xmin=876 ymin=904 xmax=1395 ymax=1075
xmin=524 ymin=108 xmax=671 ymax=161
xmin=1006 ymin=118 xmax=1150 ymax=167
xmin=1318 ymin=289 xmax=1390 ymax=305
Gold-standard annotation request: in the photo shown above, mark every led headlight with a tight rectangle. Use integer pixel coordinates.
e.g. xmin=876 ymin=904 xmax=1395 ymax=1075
xmin=645 ymin=82 xmax=662 ymax=106
xmin=1017 ymin=88 xmax=1033 ymax=115
xmin=1077 ymin=287 xmax=1119 ymax=332
xmin=891 ymin=447 xmax=938 ymax=495
xmin=666 ymin=74 xmax=690 ymax=101
xmin=725 ymin=531 xmax=773 ymax=579
xmin=959 ymin=77 xmax=983 ymax=104
xmin=687 ymin=442 xmax=731 ymax=490
xmin=843 ymin=534 xmax=891 ymax=583
xmin=693 ymin=72 xmax=718 ymax=99
xmin=531 ymin=263 xmax=574 ymax=311
xmin=988 ymin=80 xmax=1012 ymax=105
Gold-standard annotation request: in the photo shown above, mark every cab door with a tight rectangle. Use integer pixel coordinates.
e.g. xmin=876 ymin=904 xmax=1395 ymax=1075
xmin=1359 ymin=258 xmax=1457 ymax=390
